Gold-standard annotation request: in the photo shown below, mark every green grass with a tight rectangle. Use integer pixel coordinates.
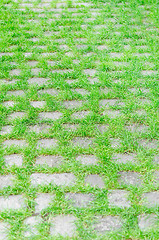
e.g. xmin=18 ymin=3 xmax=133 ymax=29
xmin=0 ymin=0 xmax=159 ymax=239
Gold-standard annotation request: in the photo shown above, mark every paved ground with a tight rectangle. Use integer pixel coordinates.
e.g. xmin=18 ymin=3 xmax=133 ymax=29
xmin=0 ymin=0 xmax=158 ymax=239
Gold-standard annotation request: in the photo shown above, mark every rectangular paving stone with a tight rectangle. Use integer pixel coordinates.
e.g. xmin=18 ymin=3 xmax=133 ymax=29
xmin=37 ymin=139 xmax=58 ymax=149
xmin=139 ymin=139 xmax=158 ymax=149
xmin=63 ymin=124 xmax=79 ymax=131
xmin=99 ymin=99 xmax=117 ymax=108
xmin=29 ymin=124 xmax=51 ymax=134
xmin=0 ymin=125 xmax=13 ymax=135
xmin=138 ymin=214 xmax=158 ymax=231
xmin=30 ymin=101 xmax=45 ymax=108
xmin=8 ymin=112 xmax=26 ymax=121
xmin=39 ymin=112 xmax=63 ymax=120
xmin=6 ymin=90 xmax=25 ymax=96
xmin=50 ymin=215 xmax=77 ymax=237
xmin=24 ymin=216 xmax=42 ymax=237
xmin=35 ymin=155 xmax=63 ymax=167
xmin=3 ymin=139 xmax=28 ymax=148
xmin=38 ymin=88 xmax=59 ymax=96
xmin=108 ymin=190 xmax=131 ymax=208
xmin=110 ymin=138 xmax=121 ymax=148
xmin=10 ymin=69 xmax=21 ymax=76
xmin=93 ymin=216 xmax=123 ymax=233
xmin=83 ymin=69 xmax=96 ymax=76
xmin=125 ymin=124 xmax=149 ymax=133
xmin=118 ymin=172 xmax=143 ymax=186
xmin=112 ymin=153 xmax=136 ymax=164
xmin=4 ymin=154 xmax=23 ymax=167
xmin=28 ymin=77 xmax=49 ymax=86
xmin=0 ymin=195 xmax=25 ymax=211
xmin=85 ymin=174 xmax=105 ymax=189
xmin=141 ymin=191 xmax=159 ymax=207
xmin=63 ymin=100 xmax=83 ymax=109
xmin=35 ymin=193 xmax=55 ymax=213
xmin=0 ymin=222 xmax=10 ymax=240
xmin=3 ymin=101 xmax=15 ymax=107
xmin=71 ymin=111 xmax=90 ymax=119
xmin=72 ymin=137 xmax=94 ymax=148
xmin=65 ymin=193 xmax=94 ymax=208
xmin=103 ymin=110 xmax=121 ymax=118
xmin=76 ymin=155 xmax=98 ymax=165
xmin=30 ymin=173 xmax=75 ymax=187
xmin=0 ymin=175 xmax=15 ymax=189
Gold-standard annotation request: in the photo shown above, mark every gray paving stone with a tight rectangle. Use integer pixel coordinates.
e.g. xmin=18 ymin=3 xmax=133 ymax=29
xmin=38 ymin=88 xmax=59 ymax=96
xmin=76 ymin=155 xmax=98 ymax=165
xmin=10 ymin=69 xmax=21 ymax=76
xmin=126 ymin=124 xmax=149 ymax=133
xmin=0 ymin=175 xmax=15 ymax=189
xmin=31 ymin=68 xmax=41 ymax=75
xmin=88 ymin=77 xmax=99 ymax=84
xmin=52 ymin=69 xmax=73 ymax=74
xmin=35 ymin=155 xmax=63 ymax=167
xmin=153 ymin=171 xmax=159 ymax=186
xmin=118 ymin=171 xmax=143 ymax=186
xmin=139 ymin=139 xmax=158 ymax=149
xmin=141 ymin=191 xmax=159 ymax=207
xmin=85 ymin=175 xmax=105 ymax=188
xmin=0 ymin=195 xmax=25 ymax=211
xmin=8 ymin=112 xmax=26 ymax=121
xmin=28 ymin=77 xmax=49 ymax=86
xmin=72 ymin=137 xmax=94 ymax=148
xmin=108 ymin=190 xmax=131 ymax=208
xmin=96 ymin=124 xmax=109 ymax=133
xmin=39 ymin=112 xmax=63 ymax=120
xmin=141 ymin=70 xmax=158 ymax=76
xmin=110 ymin=138 xmax=121 ymax=148
xmin=59 ymin=44 xmax=69 ymax=50
xmin=3 ymin=101 xmax=15 ymax=107
xmin=28 ymin=61 xmax=38 ymax=67
xmin=83 ymin=69 xmax=96 ymax=76
xmin=97 ymin=45 xmax=108 ymax=50
xmin=0 ymin=222 xmax=10 ymax=240
xmin=35 ymin=193 xmax=54 ymax=213
xmin=138 ymin=214 xmax=158 ymax=231
xmin=110 ymin=53 xmax=123 ymax=58
xmin=3 ymin=139 xmax=27 ymax=148
xmin=31 ymin=173 xmax=75 ymax=187
xmin=63 ymin=100 xmax=83 ymax=109
xmin=65 ymin=193 xmax=94 ymax=208
xmin=0 ymin=125 xmax=13 ymax=135
xmin=71 ymin=111 xmax=90 ymax=119
xmin=30 ymin=101 xmax=45 ymax=108
xmin=73 ymin=88 xmax=89 ymax=96
xmin=76 ymin=44 xmax=87 ymax=50
xmin=63 ymin=124 xmax=79 ymax=131
xmin=29 ymin=124 xmax=51 ymax=134
xmin=112 ymin=153 xmax=136 ymax=164
xmin=154 ymin=155 xmax=159 ymax=164
xmin=99 ymin=99 xmax=117 ymax=108
xmin=93 ymin=216 xmax=123 ymax=233
xmin=103 ymin=110 xmax=121 ymax=118
xmin=6 ymin=90 xmax=25 ymax=97
xmin=50 ymin=215 xmax=77 ymax=237
xmin=4 ymin=154 xmax=23 ymax=167
xmin=37 ymin=139 xmax=58 ymax=149
xmin=24 ymin=216 xmax=42 ymax=237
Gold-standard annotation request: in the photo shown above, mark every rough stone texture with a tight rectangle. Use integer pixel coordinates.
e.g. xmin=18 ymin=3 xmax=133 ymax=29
xmin=6 ymin=90 xmax=25 ymax=96
xmin=63 ymin=100 xmax=83 ymax=109
xmin=4 ymin=154 xmax=23 ymax=167
xmin=112 ymin=153 xmax=136 ymax=164
xmin=153 ymin=171 xmax=159 ymax=186
xmin=31 ymin=68 xmax=41 ymax=75
xmin=30 ymin=173 xmax=75 ymax=187
xmin=30 ymin=101 xmax=45 ymax=108
xmin=35 ymin=155 xmax=63 ymax=167
xmin=72 ymin=137 xmax=94 ymax=148
xmin=83 ymin=69 xmax=96 ymax=76
xmin=0 ymin=195 xmax=25 ymax=211
xmin=10 ymin=69 xmax=21 ymax=76
xmin=88 ymin=77 xmax=99 ymax=84
xmin=126 ymin=124 xmax=149 ymax=133
xmin=3 ymin=101 xmax=15 ymax=107
xmin=73 ymin=88 xmax=89 ymax=96
xmin=0 ymin=222 xmax=10 ymax=240
xmin=65 ymin=193 xmax=94 ymax=208
xmin=118 ymin=172 xmax=142 ymax=186
xmin=110 ymin=139 xmax=121 ymax=148
xmin=76 ymin=155 xmax=98 ymax=165
xmin=138 ymin=214 xmax=158 ymax=231
xmin=93 ymin=216 xmax=123 ymax=233
xmin=3 ymin=139 xmax=27 ymax=148
xmin=37 ymin=139 xmax=58 ymax=149
xmin=154 ymin=155 xmax=159 ymax=164
xmin=97 ymin=45 xmax=108 ymax=50
xmin=28 ymin=61 xmax=38 ymax=67
xmin=29 ymin=124 xmax=51 ymax=134
xmin=63 ymin=124 xmax=79 ymax=131
xmin=0 ymin=125 xmax=13 ymax=135
xmin=39 ymin=112 xmax=63 ymax=120
xmin=35 ymin=193 xmax=54 ymax=213
xmin=99 ymin=99 xmax=117 ymax=108
xmin=96 ymin=124 xmax=109 ymax=133
xmin=50 ymin=215 xmax=77 ymax=237
xmin=141 ymin=70 xmax=158 ymax=76
xmin=38 ymin=88 xmax=59 ymax=96
xmin=141 ymin=191 xmax=159 ymax=207
xmin=28 ymin=77 xmax=49 ymax=86
xmin=8 ymin=112 xmax=26 ymax=121
xmin=109 ymin=53 xmax=123 ymax=58
xmin=85 ymin=175 xmax=105 ymax=188
xmin=71 ymin=111 xmax=90 ymax=119
xmin=24 ymin=216 xmax=42 ymax=237
xmin=139 ymin=139 xmax=158 ymax=149
xmin=108 ymin=190 xmax=131 ymax=208
xmin=103 ymin=110 xmax=121 ymax=118
xmin=0 ymin=175 xmax=15 ymax=189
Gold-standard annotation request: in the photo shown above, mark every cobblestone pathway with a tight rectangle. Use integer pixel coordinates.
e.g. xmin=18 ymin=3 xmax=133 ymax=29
xmin=0 ymin=0 xmax=158 ymax=239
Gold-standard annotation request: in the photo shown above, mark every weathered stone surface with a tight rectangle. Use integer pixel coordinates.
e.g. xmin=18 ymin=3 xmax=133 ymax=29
xmin=65 ymin=193 xmax=94 ymax=208
xmin=31 ymin=68 xmax=41 ymax=75
xmin=3 ymin=101 xmax=15 ymax=107
xmin=10 ymin=69 xmax=21 ymax=76
xmin=4 ymin=154 xmax=23 ymax=167
xmin=73 ymin=88 xmax=89 ymax=96
xmin=3 ymin=139 xmax=27 ymax=148
xmin=0 ymin=125 xmax=13 ymax=135
xmin=0 ymin=195 xmax=25 ymax=211
xmin=97 ymin=45 xmax=108 ymax=50
xmin=37 ymin=139 xmax=58 ymax=149
xmin=72 ymin=137 xmax=94 ymax=148
xmin=30 ymin=173 xmax=75 ymax=187
xmin=8 ymin=112 xmax=26 ymax=121
xmin=85 ymin=175 xmax=105 ymax=188
xmin=112 ymin=153 xmax=136 ymax=164
xmin=28 ymin=78 xmax=49 ymax=86
xmin=141 ymin=191 xmax=159 ymax=207
xmin=153 ymin=155 xmax=159 ymax=164
xmin=30 ymin=101 xmax=45 ymax=108
xmin=88 ymin=77 xmax=99 ymax=84
xmin=139 ymin=139 xmax=158 ymax=149
xmin=50 ymin=215 xmax=77 ymax=237
xmin=108 ymin=190 xmax=131 ymax=208
xmin=39 ymin=112 xmax=63 ymax=120
xmin=110 ymin=138 xmax=121 ymax=148
xmin=126 ymin=124 xmax=149 ymax=133
xmin=0 ymin=222 xmax=10 ymax=240
xmin=63 ymin=100 xmax=83 ymax=109
xmin=99 ymin=99 xmax=117 ymax=108
xmin=109 ymin=53 xmax=123 ymax=58
xmin=63 ymin=124 xmax=79 ymax=131
xmin=76 ymin=155 xmax=98 ymax=165
xmin=35 ymin=193 xmax=54 ymax=213
xmin=153 ymin=171 xmax=159 ymax=186
xmin=24 ymin=216 xmax=42 ymax=237
xmin=6 ymin=90 xmax=25 ymax=96
xmin=0 ymin=175 xmax=15 ymax=189
xmin=96 ymin=124 xmax=109 ymax=133
xmin=28 ymin=61 xmax=38 ymax=67
xmin=103 ymin=110 xmax=121 ymax=118
xmin=93 ymin=216 xmax=123 ymax=233
xmin=83 ymin=69 xmax=96 ymax=76
xmin=35 ymin=155 xmax=63 ymax=167
xmin=38 ymin=88 xmax=59 ymax=96
xmin=138 ymin=214 xmax=158 ymax=231
xmin=71 ymin=111 xmax=90 ymax=119
xmin=29 ymin=124 xmax=51 ymax=134
xmin=118 ymin=172 xmax=142 ymax=186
